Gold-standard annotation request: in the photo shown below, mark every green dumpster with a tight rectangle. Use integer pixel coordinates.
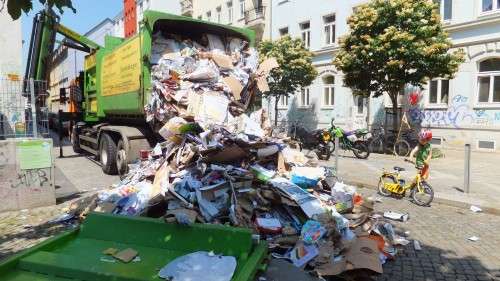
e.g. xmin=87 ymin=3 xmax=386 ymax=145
xmin=0 ymin=213 xmax=267 ymax=281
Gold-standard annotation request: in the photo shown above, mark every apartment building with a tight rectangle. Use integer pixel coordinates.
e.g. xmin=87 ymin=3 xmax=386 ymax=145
xmin=47 ymin=18 xmax=114 ymax=115
xmin=0 ymin=8 xmax=22 ymax=80
xmin=265 ymin=0 xmax=500 ymax=152
xmin=182 ymin=0 xmax=271 ymax=41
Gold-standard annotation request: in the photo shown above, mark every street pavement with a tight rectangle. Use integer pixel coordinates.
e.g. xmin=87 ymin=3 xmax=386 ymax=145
xmin=326 ymin=149 xmax=500 ymax=212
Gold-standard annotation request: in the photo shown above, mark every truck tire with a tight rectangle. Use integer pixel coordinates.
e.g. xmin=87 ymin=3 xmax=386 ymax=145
xmin=99 ymin=133 xmax=118 ymax=175
xmin=71 ymin=126 xmax=83 ymax=153
xmin=116 ymin=140 xmax=128 ymax=177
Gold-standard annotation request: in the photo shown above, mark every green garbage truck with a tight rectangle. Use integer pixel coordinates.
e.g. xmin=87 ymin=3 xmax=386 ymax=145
xmin=25 ymin=7 xmax=255 ymax=175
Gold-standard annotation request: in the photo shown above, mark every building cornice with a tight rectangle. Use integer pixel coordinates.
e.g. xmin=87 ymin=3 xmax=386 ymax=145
xmin=444 ymin=14 xmax=500 ymax=32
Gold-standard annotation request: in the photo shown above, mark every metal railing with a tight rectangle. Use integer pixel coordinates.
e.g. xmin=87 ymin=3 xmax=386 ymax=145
xmin=244 ymin=6 xmax=265 ymax=25
xmin=0 ymin=78 xmax=49 ymax=139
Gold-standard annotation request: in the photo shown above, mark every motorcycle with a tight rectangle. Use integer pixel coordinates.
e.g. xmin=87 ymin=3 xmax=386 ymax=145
xmin=290 ymin=122 xmax=333 ymax=160
xmin=328 ymin=119 xmax=370 ymax=159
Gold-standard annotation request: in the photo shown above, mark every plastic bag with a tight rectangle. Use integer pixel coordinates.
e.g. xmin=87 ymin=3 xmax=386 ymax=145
xmin=301 ymin=220 xmax=326 ymax=244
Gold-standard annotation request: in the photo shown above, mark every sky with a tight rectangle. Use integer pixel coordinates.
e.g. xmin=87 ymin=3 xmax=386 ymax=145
xmin=21 ymin=0 xmax=122 ymax=66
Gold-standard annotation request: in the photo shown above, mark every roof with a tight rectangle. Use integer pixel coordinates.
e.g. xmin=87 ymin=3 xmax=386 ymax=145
xmin=84 ymin=18 xmax=115 ymax=36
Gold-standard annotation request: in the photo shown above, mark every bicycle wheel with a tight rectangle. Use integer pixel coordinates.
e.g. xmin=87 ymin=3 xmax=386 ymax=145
xmin=394 ymin=139 xmax=411 ymax=157
xmin=368 ymin=137 xmax=383 ymax=153
xmin=411 ymin=181 xmax=434 ymax=206
xmin=378 ymin=175 xmax=395 ymax=196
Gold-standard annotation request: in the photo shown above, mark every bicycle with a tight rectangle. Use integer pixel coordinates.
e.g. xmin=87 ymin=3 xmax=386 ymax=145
xmin=377 ymin=159 xmax=434 ymax=206
xmin=368 ymin=126 xmax=411 ymax=157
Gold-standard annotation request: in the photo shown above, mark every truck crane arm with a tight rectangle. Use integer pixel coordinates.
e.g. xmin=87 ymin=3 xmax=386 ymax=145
xmin=24 ymin=7 xmax=102 ymax=84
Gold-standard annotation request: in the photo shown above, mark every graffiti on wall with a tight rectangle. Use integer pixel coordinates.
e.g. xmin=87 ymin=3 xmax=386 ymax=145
xmin=407 ymin=94 xmax=500 ymax=128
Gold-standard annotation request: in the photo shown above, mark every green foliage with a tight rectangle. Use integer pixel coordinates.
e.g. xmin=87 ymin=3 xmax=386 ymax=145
xmin=333 ymin=0 xmax=464 ymax=98
xmin=3 ymin=0 xmax=75 ymax=20
xmin=258 ymin=35 xmax=317 ymax=98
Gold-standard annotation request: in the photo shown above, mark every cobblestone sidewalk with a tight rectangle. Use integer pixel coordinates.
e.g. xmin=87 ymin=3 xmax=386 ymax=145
xmin=363 ymin=188 xmax=500 ymax=281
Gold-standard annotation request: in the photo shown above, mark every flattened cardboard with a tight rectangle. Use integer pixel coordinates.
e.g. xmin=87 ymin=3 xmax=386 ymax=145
xmin=315 ymin=237 xmax=382 ymax=276
xmin=103 ymin=248 xmax=119 ymax=255
xmin=153 ymin=162 xmax=170 ymax=196
xmin=345 ymin=237 xmax=383 ymax=274
xmin=113 ymin=248 xmax=138 ymax=263
xmin=258 ymin=58 xmax=279 ymax=75
xmin=212 ymin=53 xmax=234 ymax=69
xmin=223 ymin=76 xmax=244 ymax=100
xmin=205 ymin=145 xmax=247 ymax=164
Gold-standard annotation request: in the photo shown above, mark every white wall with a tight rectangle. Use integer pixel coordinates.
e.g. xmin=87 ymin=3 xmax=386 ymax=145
xmin=0 ymin=9 xmax=22 ymax=79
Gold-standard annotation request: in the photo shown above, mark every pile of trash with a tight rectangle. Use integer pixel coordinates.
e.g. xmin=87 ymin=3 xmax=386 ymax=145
xmin=68 ymin=31 xmax=408 ymax=279
xmin=145 ymin=31 xmax=276 ymax=130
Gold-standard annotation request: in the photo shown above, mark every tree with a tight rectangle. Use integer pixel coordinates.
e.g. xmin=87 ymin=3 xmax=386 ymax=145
xmin=333 ymin=0 xmax=464 ymax=134
xmin=0 ymin=0 xmax=75 ymax=20
xmin=258 ymin=35 xmax=317 ymax=125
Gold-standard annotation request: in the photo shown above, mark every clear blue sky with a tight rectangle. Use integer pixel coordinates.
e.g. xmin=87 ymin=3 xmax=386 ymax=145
xmin=21 ymin=0 xmax=122 ymax=66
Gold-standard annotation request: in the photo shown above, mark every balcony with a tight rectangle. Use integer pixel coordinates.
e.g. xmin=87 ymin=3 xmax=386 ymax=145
xmin=244 ymin=6 xmax=265 ymax=27
xmin=181 ymin=0 xmax=193 ymax=17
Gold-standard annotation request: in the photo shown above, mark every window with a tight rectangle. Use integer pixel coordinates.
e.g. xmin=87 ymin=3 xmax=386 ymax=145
xmin=356 ymin=96 xmax=365 ymax=114
xmin=428 ymin=79 xmax=449 ymax=105
xmin=322 ymin=75 xmax=335 ymax=107
xmin=279 ymin=27 xmax=289 ymax=37
xmin=442 ymin=0 xmax=452 ymax=20
xmin=206 ymin=11 xmax=212 ymax=21
xmin=482 ymin=0 xmax=500 ymax=12
xmin=239 ymin=0 xmax=245 ymax=19
xmin=278 ymin=95 xmax=289 ymax=108
xmin=300 ymin=21 xmax=311 ymax=49
xmin=477 ymin=58 xmax=500 ymax=104
xmin=323 ymin=14 xmax=336 ymax=45
xmin=216 ymin=6 xmax=222 ymax=23
xmin=227 ymin=1 xmax=233 ymax=23
xmin=299 ymin=88 xmax=310 ymax=107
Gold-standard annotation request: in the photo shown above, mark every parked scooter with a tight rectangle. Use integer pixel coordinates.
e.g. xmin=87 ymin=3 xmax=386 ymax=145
xmin=290 ymin=122 xmax=333 ymax=160
xmin=328 ymin=119 xmax=370 ymax=159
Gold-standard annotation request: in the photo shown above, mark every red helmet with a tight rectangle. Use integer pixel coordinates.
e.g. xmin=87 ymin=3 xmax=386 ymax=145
xmin=418 ymin=129 xmax=432 ymax=142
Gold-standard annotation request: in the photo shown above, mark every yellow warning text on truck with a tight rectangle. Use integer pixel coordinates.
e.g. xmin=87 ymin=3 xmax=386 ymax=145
xmin=101 ymin=37 xmax=141 ymax=96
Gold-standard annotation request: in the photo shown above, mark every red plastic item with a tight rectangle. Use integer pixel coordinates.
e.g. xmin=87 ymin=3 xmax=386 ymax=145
xmin=353 ymin=193 xmax=364 ymax=206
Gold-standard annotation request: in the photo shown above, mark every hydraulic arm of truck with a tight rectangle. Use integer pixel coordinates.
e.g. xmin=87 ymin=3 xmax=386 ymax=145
xmin=24 ymin=6 xmax=102 ymax=84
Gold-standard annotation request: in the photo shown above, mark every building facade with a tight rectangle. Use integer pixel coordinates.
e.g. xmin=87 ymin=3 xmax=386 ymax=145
xmin=183 ymin=0 xmax=270 ymax=42
xmin=264 ymin=0 xmax=500 ymax=152
xmin=113 ymin=0 xmax=182 ymax=37
xmin=0 ymin=9 xmax=22 ymax=80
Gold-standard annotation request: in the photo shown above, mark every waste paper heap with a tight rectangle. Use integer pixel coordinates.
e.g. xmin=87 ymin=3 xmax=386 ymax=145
xmin=70 ymin=31 xmax=408 ymax=279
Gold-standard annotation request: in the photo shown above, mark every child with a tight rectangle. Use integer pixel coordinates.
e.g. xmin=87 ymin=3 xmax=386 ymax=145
xmin=407 ymin=129 xmax=433 ymax=180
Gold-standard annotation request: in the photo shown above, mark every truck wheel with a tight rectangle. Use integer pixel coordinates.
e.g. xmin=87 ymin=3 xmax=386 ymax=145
xmin=116 ymin=140 xmax=128 ymax=176
xmin=71 ymin=126 xmax=83 ymax=153
xmin=99 ymin=133 xmax=118 ymax=175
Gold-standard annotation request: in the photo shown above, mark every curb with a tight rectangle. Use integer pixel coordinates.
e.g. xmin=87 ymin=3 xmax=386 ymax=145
xmin=343 ymin=179 xmax=500 ymax=216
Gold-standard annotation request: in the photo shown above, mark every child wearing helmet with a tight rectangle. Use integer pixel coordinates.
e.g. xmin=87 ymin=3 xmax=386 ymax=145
xmin=407 ymin=129 xmax=433 ymax=179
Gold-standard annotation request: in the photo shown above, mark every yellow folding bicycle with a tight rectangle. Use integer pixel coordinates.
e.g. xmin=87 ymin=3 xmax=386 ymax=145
xmin=378 ymin=160 xmax=434 ymax=206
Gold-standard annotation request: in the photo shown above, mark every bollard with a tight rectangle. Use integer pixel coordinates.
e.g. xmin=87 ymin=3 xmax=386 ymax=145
xmin=464 ymin=143 xmax=471 ymax=193
xmin=334 ymin=137 xmax=340 ymax=175
xmin=58 ymin=110 xmax=63 ymax=158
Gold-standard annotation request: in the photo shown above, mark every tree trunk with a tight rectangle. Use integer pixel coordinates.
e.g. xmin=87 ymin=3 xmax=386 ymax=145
xmin=390 ymin=92 xmax=399 ymax=136
xmin=274 ymin=95 xmax=279 ymax=126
